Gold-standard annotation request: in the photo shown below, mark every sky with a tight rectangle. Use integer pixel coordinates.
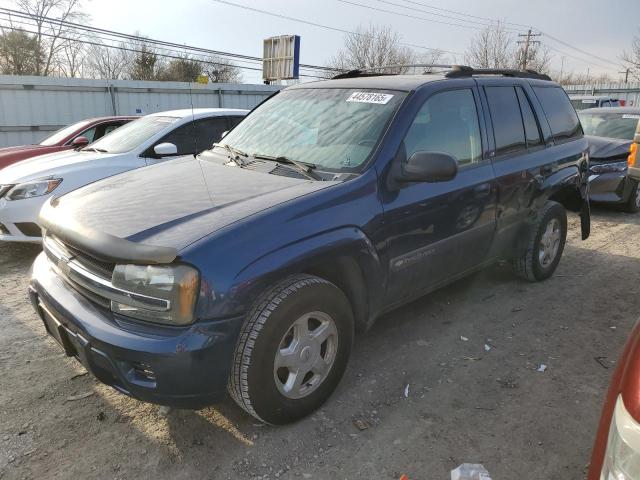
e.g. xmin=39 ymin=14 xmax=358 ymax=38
xmin=3 ymin=0 xmax=640 ymax=83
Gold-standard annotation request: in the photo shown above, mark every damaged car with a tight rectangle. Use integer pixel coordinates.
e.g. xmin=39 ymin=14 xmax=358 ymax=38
xmin=579 ymin=107 xmax=640 ymax=212
xmin=29 ymin=66 xmax=590 ymax=424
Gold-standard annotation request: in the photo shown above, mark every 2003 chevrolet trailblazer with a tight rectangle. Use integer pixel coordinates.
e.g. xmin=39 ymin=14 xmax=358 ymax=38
xmin=29 ymin=66 xmax=590 ymax=424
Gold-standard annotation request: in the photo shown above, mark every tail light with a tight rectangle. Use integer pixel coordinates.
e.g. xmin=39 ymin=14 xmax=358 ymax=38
xmin=629 ymin=143 xmax=638 ymax=167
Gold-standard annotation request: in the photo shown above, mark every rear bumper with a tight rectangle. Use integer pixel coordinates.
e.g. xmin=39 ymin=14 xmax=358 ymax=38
xmin=29 ymin=252 xmax=244 ymax=408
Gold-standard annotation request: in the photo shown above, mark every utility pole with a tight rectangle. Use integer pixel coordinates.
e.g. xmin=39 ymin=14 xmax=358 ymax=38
xmin=619 ymin=68 xmax=631 ymax=83
xmin=517 ymin=29 xmax=542 ymax=70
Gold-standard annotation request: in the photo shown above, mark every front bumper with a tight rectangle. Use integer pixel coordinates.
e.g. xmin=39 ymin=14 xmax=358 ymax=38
xmin=588 ymin=170 xmax=636 ymax=204
xmin=29 ymin=252 xmax=244 ymax=408
xmin=0 ymin=195 xmax=49 ymax=243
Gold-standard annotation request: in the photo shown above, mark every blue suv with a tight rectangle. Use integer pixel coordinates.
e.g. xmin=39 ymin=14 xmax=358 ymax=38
xmin=29 ymin=66 xmax=590 ymax=424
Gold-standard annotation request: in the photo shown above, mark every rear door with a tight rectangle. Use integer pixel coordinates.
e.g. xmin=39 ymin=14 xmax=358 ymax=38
xmin=381 ymin=84 xmax=498 ymax=305
xmin=480 ymin=82 xmax=549 ymax=256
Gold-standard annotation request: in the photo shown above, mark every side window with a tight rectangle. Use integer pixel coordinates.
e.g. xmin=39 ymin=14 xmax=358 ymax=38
xmin=75 ymin=126 xmax=96 ymax=143
xmin=157 ymin=122 xmax=200 ymax=155
xmin=515 ymin=87 xmax=543 ymax=149
xmin=194 ymin=117 xmax=228 ymax=150
xmin=485 ymin=86 xmax=526 ymax=157
xmin=228 ymin=116 xmax=244 ymax=129
xmin=532 ymin=86 xmax=583 ymax=143
xmin=403 ymin=89 xmax=482 ymax=166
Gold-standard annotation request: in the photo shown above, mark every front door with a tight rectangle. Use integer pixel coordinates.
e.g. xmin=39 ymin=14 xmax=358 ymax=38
xmin=380 ymin=87 xmax=498 ymax=306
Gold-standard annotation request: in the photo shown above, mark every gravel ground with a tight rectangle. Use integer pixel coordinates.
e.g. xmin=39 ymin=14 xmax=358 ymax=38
xmin=1 ymin=207 xmax=639 ymax=480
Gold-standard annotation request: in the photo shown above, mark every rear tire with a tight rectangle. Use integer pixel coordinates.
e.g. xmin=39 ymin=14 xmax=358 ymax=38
xmin=624 ymin=179 xmax=640 ymax=213
xmin=512 ymin=201 xmax=567 ymax=282
xmin=228 ymin=274 xmax=354 ymax=424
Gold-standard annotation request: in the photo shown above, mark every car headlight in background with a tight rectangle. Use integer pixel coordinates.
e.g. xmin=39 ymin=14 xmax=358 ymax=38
xmin=6 ymin=179 xmax=62 ymax=200
xmin=600 ymin=396 xmax=640 ymax=479
xmin=111 ymin=264 xmax=199 ymax=326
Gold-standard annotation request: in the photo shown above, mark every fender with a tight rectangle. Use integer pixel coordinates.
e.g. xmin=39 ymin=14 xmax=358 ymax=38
xmin=223 ymin=227 xmax=386 ymax=329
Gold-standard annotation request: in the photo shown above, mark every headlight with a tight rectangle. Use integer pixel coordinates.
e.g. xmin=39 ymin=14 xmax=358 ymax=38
xmin=111 ymin=264 xmax=199 ymax=326
xmin=601 ymin=396 xmax=640 ymax=479
xmin=6 ymin=179 xmax=62 ymax=200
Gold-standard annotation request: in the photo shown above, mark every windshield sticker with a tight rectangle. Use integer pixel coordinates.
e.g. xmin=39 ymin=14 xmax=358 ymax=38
xmin=347 ymin=92 xmax=394 ymax=104
xmin=622 ymin=114 xmax=640 ymax=119
xmin=581 ymin=99 xmax=597 ymax=104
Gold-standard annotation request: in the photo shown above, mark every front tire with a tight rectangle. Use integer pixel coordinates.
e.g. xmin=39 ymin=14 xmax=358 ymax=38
xmin=512 ymin=201 xmax=567 ymax=282
xmin=228 ymin=274 xmax=354 ymax=424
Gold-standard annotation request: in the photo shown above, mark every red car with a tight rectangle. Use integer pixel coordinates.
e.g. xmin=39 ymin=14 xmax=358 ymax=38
xmin=0 ymin=116 xmax=137 ymax=170
xmin=589 ymin=320 xmax=640 ymax=479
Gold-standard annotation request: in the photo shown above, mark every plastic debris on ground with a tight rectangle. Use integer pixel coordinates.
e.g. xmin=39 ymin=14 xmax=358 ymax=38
xmin=404 ymin=384 xmax=410 ymax=398
xmin=451 ymin=463 xmax=492 ymax=480
xmin=537 ymin=364 xmax=547 ymax=372
xmin=460 ymin=336 xmax=469 ymax=342
xmin=484 ymin=344 xmax=491 ymax=352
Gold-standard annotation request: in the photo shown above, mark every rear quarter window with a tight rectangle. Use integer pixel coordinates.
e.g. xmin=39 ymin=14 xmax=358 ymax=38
xmin=533 ymin=86 xmax=583 ymax=143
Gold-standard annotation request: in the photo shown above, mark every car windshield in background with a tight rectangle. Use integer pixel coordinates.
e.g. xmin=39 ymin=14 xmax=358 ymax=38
xmin=84 ymin=116 xmax=179 ymax=154
xmin=579 ymin=112 xmax=640 ymax=140
xmin=571 ymin=99 xmax=599 ymax=111
xmin=219 ymin=88 xmax=407 ymax=171
xmin=39 ymin=120 xmax=92 ymax=146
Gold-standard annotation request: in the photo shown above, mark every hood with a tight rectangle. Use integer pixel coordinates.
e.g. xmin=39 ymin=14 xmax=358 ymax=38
xmin=42 ymin=156 xmax=338 ymax=255
xmin=586 ymin=135 xmax=632 ymax=162
xmin=0 ymin=144 xmax=65 ymax=170
xmin=0 ymin=148 xmax=117 ymax=183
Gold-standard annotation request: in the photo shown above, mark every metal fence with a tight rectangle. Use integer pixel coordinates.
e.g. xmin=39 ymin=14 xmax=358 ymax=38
xmin=0 ymin=75 xmax=280 ymax=147
xmin=564 ymin=82 xmax=640 ymax=107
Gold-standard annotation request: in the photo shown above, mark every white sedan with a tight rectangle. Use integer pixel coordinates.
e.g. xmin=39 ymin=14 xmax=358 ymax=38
xmin=0 ymin=108 xmax=247 ymax=243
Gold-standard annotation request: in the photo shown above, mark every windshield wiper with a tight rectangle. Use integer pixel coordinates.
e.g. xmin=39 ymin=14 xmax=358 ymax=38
xmin=212 ymin=143 xmax=249 ymax=167
xmin=81 ymin=147 xmax=108 ymax=153
xmin=252 ymin=153 xmax=321 ymax=180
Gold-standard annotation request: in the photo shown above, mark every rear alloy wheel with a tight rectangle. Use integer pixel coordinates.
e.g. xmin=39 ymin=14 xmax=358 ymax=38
xmin=228 ymin=274 xmax=354 ymax=424
xmin=625 ymin=179 xmax=640 ymax=213
xmin=513 ymin=201 xmax=567 ymax=282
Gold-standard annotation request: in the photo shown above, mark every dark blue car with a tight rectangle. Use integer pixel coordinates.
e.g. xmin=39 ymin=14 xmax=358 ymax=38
xmin=29 ymin=66 xmax=590 ymax=424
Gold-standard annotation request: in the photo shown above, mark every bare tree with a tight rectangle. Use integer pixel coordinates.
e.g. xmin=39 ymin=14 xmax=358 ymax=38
xmin=622 ymin=29 xmax=640 ymax=81
xmin=326 ymin=24 xmax=415 ymax=74
xmin=201 ymin=55 xmax=241 ymax=83
xmin=16 ymin=0 xmax=88 ymax=76
xmin=159 ymin=55 xmax=202 ymax=82
xmin=466 ymin=22 xmax=553 ymax=74
xmin=57 ymin=34 xmax=84 ymax=77
xmin=465 ymin=22 xmax=513 ymax=69
xmin=84 ymin=41 xmax=131 ymax=80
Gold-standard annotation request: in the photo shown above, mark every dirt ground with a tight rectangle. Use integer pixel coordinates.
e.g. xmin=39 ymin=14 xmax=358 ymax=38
xmin=1 ymin=207 xmax=639 ymax=480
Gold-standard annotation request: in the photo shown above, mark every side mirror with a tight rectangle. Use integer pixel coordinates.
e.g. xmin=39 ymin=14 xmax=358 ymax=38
xmin=396 ymin=151 xmax=458 ymax=183
xmin=71 ymin=136 xmax=89 ymax=147
xmin=153 ymin=142 xmax=178 ymax=157
xmin=220 ymin=130 xmax=229 ymax=139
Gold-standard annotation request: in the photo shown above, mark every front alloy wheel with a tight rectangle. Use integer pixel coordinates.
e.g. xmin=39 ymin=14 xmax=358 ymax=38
xmin=228 ymin=275 xmax=354 ymax=424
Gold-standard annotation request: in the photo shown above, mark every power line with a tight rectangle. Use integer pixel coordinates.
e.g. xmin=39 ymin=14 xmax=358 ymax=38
xmin=337 ymin=0 xmax=500 ymax=31
xmin=394 ymin=0 xmax=532 ymax=30
xmin=539 ymin=31 xmax=621 ymax=68
xmin=369 ymin=0 xmax=521 ymax=32
xmin=209 ymin=0 xmax=460 ymax=55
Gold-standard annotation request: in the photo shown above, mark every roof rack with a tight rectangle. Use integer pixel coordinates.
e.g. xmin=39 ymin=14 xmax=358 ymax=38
xmin=332 ymin=64 xmax=456 ymax=79
xmin=331 ymin=64 xmax=551 ymax=81
xmin=444 ymin=65 xmax=551 ymax=81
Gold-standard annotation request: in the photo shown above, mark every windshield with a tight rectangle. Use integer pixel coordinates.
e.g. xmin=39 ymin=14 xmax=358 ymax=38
xmin=219 ymin=88 xmax=406 ymax=171
xmin=39 ymin=120 xmax=91 ymax=146
xmin=84 ymin=115 xmax=179 ymax=154
xmin=579 ymin=112 xmax=640 ymax=140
